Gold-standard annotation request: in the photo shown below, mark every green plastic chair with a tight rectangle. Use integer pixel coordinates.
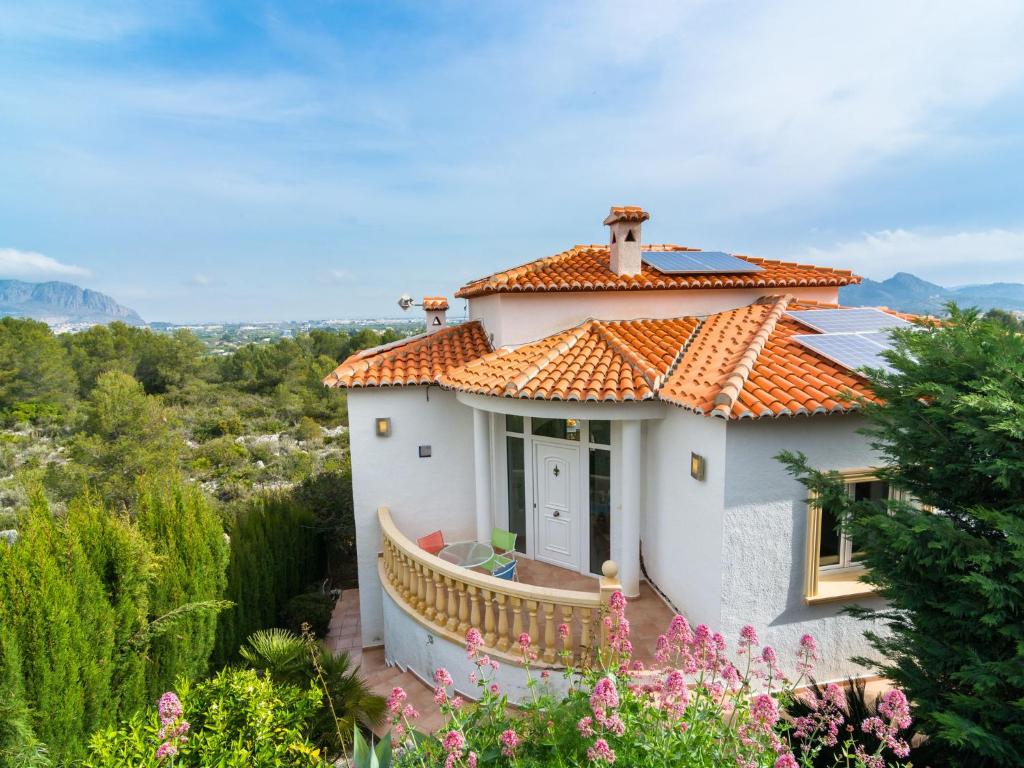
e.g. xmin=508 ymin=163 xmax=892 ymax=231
xmin=491 ymin=528 xmax=518 ymax=555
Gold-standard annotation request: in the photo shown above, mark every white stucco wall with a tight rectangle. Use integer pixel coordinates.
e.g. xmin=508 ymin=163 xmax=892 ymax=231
xmin=469 ymin=286 xmax=840 ymax=348
xmin=348 ymin=387 xmax=477 ymax=646
xmin=721 ymin=415 xmax=889 ymax=682
xmin=641 ymin=409 xmax=728 ymax=629
xmin=382 ymin=590 xmax=571 ymax=703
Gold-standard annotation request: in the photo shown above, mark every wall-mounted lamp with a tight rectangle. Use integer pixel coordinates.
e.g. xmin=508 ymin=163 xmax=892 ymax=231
xmin=375 ymin=417 xmax=392 ymax=437
xmin=690 ymin=452 xmax=706 ymax=481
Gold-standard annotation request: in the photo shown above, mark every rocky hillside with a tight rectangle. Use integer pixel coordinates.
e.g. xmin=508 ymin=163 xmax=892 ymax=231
xmin=0 ymin=280 xmax=144 ymax=325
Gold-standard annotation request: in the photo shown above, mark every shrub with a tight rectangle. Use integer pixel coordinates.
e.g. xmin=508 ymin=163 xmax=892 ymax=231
xmin=295 ymin=415 xmax=323 ymax=443
xmin=281 ymin=590 xmax=335 ymax=637
xmin=83 ymin=669 xmax=327 ymax=767
xmin=213 ymin=494 xmax=327 ymax=666
xmin=293 ymin=468 xmax=357 ymax=587
xmin=240 ymin=628 xmax=385 ymax=751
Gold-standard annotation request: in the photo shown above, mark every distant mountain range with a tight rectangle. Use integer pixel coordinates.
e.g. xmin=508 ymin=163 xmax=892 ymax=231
xmin=0 ymin=280 xmax=144 ymax=326
xmin=840 ymin=272 xmax=1024 ymax=315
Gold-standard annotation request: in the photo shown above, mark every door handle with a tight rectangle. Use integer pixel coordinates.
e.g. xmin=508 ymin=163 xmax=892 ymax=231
xmin=553 ymin=511 xmax=560 ymax=517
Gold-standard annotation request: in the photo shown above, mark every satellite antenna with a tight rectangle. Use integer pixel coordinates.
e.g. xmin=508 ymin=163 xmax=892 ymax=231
xmin=397 ymin=293 xmax=415 ymax=311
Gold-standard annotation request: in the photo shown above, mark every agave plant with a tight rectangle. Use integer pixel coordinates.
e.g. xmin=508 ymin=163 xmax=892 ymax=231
xmin=352 ymin=726 xmax=392 ymax=768
xmin=241 ymin=628 xmax=385 ymax=752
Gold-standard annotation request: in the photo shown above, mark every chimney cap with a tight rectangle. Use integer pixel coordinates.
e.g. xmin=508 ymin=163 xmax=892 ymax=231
xmin=423 ymin=296 xmax=449 ymax=311
xmin=603 ymin=206 xmax=650 ymax=226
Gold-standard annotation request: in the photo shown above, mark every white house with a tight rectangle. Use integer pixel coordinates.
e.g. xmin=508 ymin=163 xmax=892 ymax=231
xmin=325 ymin=206 xmax=897 ymax=691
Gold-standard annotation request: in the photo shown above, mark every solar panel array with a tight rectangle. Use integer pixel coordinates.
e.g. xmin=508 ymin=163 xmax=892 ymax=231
xmin=641 ymin=250 xmax=764 ymax=275
xmin=787 ymin=308 xmax=913 ymax=374
xmin=791 ymin=332 xmax=895 ymax=373
xmin=787 ymin=308 xmax=911 ymax=334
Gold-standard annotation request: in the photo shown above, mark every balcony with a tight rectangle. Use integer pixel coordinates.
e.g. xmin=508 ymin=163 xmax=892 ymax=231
xmin=377 ymin=506 xmax=674 ymax=674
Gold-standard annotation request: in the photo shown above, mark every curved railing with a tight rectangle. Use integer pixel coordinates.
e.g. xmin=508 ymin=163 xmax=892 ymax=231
xmin=378 ymin=506 xmax=621 ymax=666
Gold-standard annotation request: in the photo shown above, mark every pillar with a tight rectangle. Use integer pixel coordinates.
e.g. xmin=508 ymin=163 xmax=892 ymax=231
xmin=619 ymin=419 xmax=642 ymax=597
xmin=473 ymin=408 xmax=493 ymax=543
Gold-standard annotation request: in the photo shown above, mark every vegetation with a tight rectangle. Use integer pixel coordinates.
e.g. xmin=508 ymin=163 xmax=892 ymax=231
xmin=780 ymin=305 xmax=1024 ymax=766
xmin=83 ymin=669 xmax=328 ymax=767
xmin=240 ymin=628 xmax=385 ymax=752
xmin=0 ymin=317 xmax=405 ymax=765
xmin=213 ymin=494 xmax=328 ymax=666
xmin=383 ymin=595 xmax=912 ymax=767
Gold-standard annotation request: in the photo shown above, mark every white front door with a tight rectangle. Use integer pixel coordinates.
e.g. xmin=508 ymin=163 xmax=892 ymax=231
xmin=533 ymin=441 xmax=580 ymax=570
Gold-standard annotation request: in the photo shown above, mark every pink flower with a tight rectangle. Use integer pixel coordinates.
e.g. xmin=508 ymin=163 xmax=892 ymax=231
xmin=518 ymin=632 xmax=531 ymax=649
xmin=761 ymin=645 xmax=778 ymax=666
xmin=541 ymin=669 xmax=550 ymax=680
xmin=586 ymin=738 xmax=616 ymax=764
xmin=433 ymin=686 xmax=447 ymax=705
xmin=157 ymin=692 xmax=183 ymax=724
xmin=402 ymin=704 xmax=419 ymax=720
xmin=386 ymin=686 xmax=407 ymax=715
xmin=465 ymin=628 xmax=483 ymax=657
xmin=739 ymin=624 xmax=759 ymax=648
xmin=467 ymin=752 xmax=478 ymax=768
xmin=558 ymin=622 xmax=570 ymax=639
xmin=774 ymin=754 xmax=798 ymax=768
xmin=577 ymin=716 xmax=594 ymax=736
xmin=879 ymin=688 xmax=912 ymax=730
xmin=490 ymin=683 xmax=500 ymax=695
xmin=608 ymin=591 xmax=626 ymax=612
xmin=443 ymin=730 xmax=466 ymax=754
xmin=434 ymin=667 xmax=453 ymax=687
xmin=155 ymin=742 xmax=177 ymax=760
xmin=590 ymin=677 xmax=620 ymax=712
xmin=450 ymin=696 xmax=464 ymax=711
xmin=751 ymin=694 xmax=780 ymax=728
xmin=499 ymin=728 xmax=520 ymax=757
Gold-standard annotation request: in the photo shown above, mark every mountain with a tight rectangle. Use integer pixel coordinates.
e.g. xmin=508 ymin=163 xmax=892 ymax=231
xmin=0 ymin=280 xmax=144 ymax=326
xmin=840 ymin=272 xmax=1024 ymax=315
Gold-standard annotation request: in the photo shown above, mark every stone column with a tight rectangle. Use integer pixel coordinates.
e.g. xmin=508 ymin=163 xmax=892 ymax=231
xmin=619 ymin=419 xmax=642 ymax=597
xmin=473 ymin=409 xmax=493 ymax=544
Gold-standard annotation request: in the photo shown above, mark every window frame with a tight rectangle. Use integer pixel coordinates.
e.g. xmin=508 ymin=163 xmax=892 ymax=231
xmin=804 ymin=468 xmax=891 ymax=604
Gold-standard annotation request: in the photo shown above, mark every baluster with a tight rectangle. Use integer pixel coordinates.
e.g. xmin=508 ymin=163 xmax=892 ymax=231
xmin=424 ymin=566 xmax=437 ymax=620
xmin=542 ymin=601 xmax=557 ymax=664
xmin=561 ymin=605 xmax=574 ymax=664
xmin=495 ymin=593 xmax=510 ymax=652
xmin=400 ymin=554 xmax=412 ymax=600
xmin=511 ymin=596 xmax=523 ymax=647
xmin=415 ymin=564 xmax=428 ymax=614
xmin=526 ymin=600 xmax=540 ymax=658
xmin=482 ymin=588 xmax=496 ymax=647
xmin=445 ymin=577 xmax=459 ymax=632
xmin=468 ymin=586 xmax=481 ymax=632
xmin=433 ymin=571 xmax=446 ymax=623
xmin=457 ymin=583 xmax=470 ymax=634
xmin=580 ymin=606 xmax=593 ymax=662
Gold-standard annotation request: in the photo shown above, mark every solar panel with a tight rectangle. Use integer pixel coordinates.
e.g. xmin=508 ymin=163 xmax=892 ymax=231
xmin=641 ymin=250 xmax=764 ymax=274
xmin=792 ymin=333 xmax=895 ymax=373
xmin=787 ymin=308 xmax=910 ymax=334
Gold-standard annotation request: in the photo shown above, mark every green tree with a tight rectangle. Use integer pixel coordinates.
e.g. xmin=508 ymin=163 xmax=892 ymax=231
xmin=0 ymin=318 xmax=77 ymax=421
xmin=136 ymin=476 xmax=229 ymax=699
xmin=780 ymin=305 xmax=1024 ymax=766
xmin=70 ymin=371 xmax=183 ymax=507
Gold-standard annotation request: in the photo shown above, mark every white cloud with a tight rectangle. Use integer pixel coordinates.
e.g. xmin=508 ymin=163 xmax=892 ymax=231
xmin=187 ymin=273 xmax=213 ymax=286
xmin=0 ymin=248 xmax=89 ymax=277
xmin=799 ymin=228 xmax=1024 ymax=285
xmin=328 ymin=269 xmax=354 ymax=282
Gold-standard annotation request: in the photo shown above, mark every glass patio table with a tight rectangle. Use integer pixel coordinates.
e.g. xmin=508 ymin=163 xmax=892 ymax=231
xmin=438 ymin=541 xmax=495 ymax=569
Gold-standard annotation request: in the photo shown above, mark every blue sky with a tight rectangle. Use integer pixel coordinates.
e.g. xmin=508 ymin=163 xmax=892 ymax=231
xmin=1 ymin=1 xmax=1023 ymax=323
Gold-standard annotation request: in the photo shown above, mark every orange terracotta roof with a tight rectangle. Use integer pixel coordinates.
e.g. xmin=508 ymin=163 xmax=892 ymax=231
xmin=441 ymin=318 xmax=699 ymax=402
xmin=323 ymin=321 xmax=491 ymax=388
xmin=603 ymin=206 xmax=650 ymax=225
xmin=423 ymin=296 xmax=449 ymax=311
xmin=455 ymin=245 xmax=859 ymax=299
xmin=659 ymin=296 xmax=878 ymax=419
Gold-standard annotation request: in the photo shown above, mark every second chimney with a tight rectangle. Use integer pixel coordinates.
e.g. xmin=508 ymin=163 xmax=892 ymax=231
xmin=422 ymin=296 xmax=449 ymax=333
xmin=603 ymin=205 xmax=650 ymax=277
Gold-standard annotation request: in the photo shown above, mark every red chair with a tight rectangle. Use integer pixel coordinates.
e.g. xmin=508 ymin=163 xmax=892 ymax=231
xmin=417 ymin=530 xmax=445 ymax=556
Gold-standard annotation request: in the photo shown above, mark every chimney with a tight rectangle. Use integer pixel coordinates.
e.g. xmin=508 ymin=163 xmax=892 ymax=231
xmin=603 ymin=205 xmax=650 ymax=277
xmin=422 ymin=296 xmax=449 ymax=333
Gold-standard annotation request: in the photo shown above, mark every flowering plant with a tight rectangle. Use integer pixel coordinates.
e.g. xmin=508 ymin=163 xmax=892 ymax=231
xmin=388 ymin=594 xmax=913 ymax=767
